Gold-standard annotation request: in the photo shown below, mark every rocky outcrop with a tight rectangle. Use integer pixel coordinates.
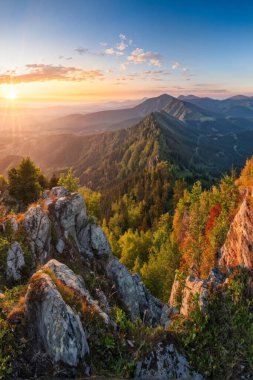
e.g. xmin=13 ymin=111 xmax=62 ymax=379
xmin=6 ymin=242 xmax=25 ymax=283
xmin=180 ymin=275 xmax=208 ymax=316
xmin=43 ymin=259 xmax=110 ymax=324
xmin=90 ymin=224 xmax=111 ymax=257
xmin=179 ymin=268 xmax=225 ymax=316
xmin=219 ymin=198 xmax=253 ymax=270
xmin=45 ymin=187 xmax=111 ymax=260
xmin=169 ymin=273 xmax=183 ymax=310
xmin=24 ymin=206 xmax=51 ymax=266
xmin=135 ymin=342 xmax=203 ymax=380
xmin=106 ymin=257 xmax=170 ymax=326
xmin=25 ymin=271 xmax=89 ymax=368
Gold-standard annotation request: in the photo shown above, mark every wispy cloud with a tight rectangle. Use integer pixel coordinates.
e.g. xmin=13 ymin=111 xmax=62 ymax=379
xmin=172 ymin=61 xmax=181 ymax=70
xmin=59 ymin=55 xmax=73 ymax=61
xmin=0 ymin=64 xmax=104 ymax=84
xmin=127 ymin=48 xmax=162 ymax=66
xmin=75 ymin=47 xmax=90 ymax=55
xmin=105 ymin=48 xmax=124 ymax=56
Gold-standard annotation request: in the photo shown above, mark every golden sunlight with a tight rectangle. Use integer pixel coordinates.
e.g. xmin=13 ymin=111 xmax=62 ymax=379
xmin=6 ymin=88 xmax=17 ymax=101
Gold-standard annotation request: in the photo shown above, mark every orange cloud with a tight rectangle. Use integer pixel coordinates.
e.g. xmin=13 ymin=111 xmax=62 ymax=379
xmin=0 ymin=64 xmax=104 ymax=84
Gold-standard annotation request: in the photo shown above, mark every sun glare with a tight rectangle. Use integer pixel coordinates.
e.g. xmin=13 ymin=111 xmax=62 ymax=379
xmin=6 ymin=89 xmax=17 ymax=101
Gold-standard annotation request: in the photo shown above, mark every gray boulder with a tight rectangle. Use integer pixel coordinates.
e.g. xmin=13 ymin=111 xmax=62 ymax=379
xmin=90 ymin=224 xmax=111 ymax=257
xmin=180 ymin=268 xmax=225 ymax=316
xmin=43 ymin=259 xmax=110 ymax=324
xmin=106 ymin=257 xmax=169 ymax=326
xmin=54 ymin=192 xmax=88 ymax=251
xmin=24 ymin=206 xmax=51 ymax=266
xmin=25 ymin=271 xmax=89 ymax=367
xmin=135 ymin=342 xmax=203 ymax=380
xmin=6 ymin=242 xmax=25 ymax=282
xmin=51 ymin=186 xmax=71 ymax=198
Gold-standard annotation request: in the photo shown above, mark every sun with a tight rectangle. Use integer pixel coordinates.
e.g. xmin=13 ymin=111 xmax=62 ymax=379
xmin=6 ymin=89 xmax=17 ymax=101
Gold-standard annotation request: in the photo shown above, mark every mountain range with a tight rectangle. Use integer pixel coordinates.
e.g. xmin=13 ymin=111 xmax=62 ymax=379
xmin=1 ymin=93 xmax=253 ymax=188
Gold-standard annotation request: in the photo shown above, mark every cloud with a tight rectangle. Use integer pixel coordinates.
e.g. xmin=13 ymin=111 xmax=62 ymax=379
xmin=100 ymin=42 xmax=108 ymax=46
xmin=0 ymin=64 xmax=104 ymax=84
xmin=117 ymin=41 xmax=128 ymax=51
xmin=172 ymin=62 xmax=181 ymax=70
xmin=119 ymin=33 xmax=127 ymax=40
xmin=120 ymin=62 xmax=129 ymax=70
xmin=105 ymin=48 xmax=124 ymax=56
xmin=75 ymin=47 xmax=90 ymax=55
xmin=59 ymin=55 xmax=73 ymax=61
xmin=144 ymin=70 xmax=170 ymax=75
xmin=127 ymin=48 xmax=162 ymax=66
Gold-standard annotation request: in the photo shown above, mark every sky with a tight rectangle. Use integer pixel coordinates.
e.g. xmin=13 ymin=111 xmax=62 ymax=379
xmin=0 ymin=0 xmax=253 ymax=103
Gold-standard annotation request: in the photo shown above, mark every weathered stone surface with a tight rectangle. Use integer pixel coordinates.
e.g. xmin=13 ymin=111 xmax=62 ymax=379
xmin=25 ymin=271 xmax=89 ymax=367
xmin=44 ymin=259 xmax=87 ymax=296
xmin=180 ymin=268 xmax=224 ymax=316
xmin=106 ymin=257 xmax=168 ymax=326
xmin=219 ymin=198 xmax=253 ymax=270
xmin=56 ymin=238 xmax=65 ymax=254
xmin=54 ymin=193 xmax=87 ymax=233
xmin=51 ymin=186 xmax=70 ymax=198
xmin=169 ymin=273 xmax=182 ymax=309
xmin=54 ymin=192 xmax=88 ymax=251
xmin=6 ymin=242 xmax=25 ymax=282
xmin=90 ymin=224 xmax=111 ymax=257
xmin=43 ymin=259 xmax=110 ymax=324
xmin=135 ymin=342 xmax=203 ymax=380
xmin=180 ymin=275 xmax=208 ymax=316
xmin=24 ymin=206 xmax=51 ymax=266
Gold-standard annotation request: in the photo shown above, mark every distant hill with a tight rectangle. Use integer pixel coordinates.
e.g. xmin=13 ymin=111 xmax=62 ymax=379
xmin=179 ymin=94 xmax=253 ymax=118
xmin=41 ymin=94 xmax=217 ymax=135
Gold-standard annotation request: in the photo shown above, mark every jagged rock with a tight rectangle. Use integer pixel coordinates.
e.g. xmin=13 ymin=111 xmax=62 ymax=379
xmin=95 ymin=288 xmax=110 ymax=314
xmin=24 ymin=206 xmax=51 ymax=266
xmin=51 ymin=186 xmax=71 ymax=198
xmin=56 ymin=238 xmax=65 ymax=254
xmin=180 ymin=275 xmax=208 ymax=316
xmin=25 ymin=271 xmax=89 ymax=367
xmin=219 ymin=198 xmax=253 ymax=270
xmin=54 ymin=192 xmax=88 ymax=251
xmin=43 ymin=259 xmax=110 ymax=324
xmin=180 ymin=268 xmax=225 ymax=316
xmin=90 ymin=224 xmax=111 ymax=257
xmin=169 ymin=273 xmax=183 ymax=309
xmin=135 ymin=342 xmax=203 ymax=380
xmin=44 ymin=259 xmax=87 ymax=296
xmin=6 ymin=242 xmax=25 ymax=282
xmin=106 ymin=257 xmax=169 ymax=326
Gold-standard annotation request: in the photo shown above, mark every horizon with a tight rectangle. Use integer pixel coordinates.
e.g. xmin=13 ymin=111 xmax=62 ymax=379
xmin=1 ymin=0 xmax=253 ymax=105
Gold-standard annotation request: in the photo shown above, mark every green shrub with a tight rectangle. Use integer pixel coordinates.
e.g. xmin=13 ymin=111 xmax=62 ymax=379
xmin=170 ymin=269 xmax=253 ymax=379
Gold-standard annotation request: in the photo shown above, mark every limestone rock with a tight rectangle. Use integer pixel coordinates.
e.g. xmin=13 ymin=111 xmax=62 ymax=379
xmin=180 ymin=268 xmax=224 ymax=316
xmin=43 ymin=259 xmax=110 ymax=324
xmin=180 ymin=275 xmax=208 ymax=316
xmin=25 ymin=271 xmax=89 ymax=367
xmin=44 ymin=259 xmax=87 ymax=296
xmin=24 ymin=206 xmax=51 ymax=266
xmin=169 ymin=273 xmax=183 ymax=309
xmin=6 ymin=242 xmax=25 ymax=282
xmin=51 ymin=186 xmax=71 ymax=198
xmin=135 ymin=342 xmax=203 ymax=380
xmin=54 ymin=192 xmax=88 ymax=251
xmin=56 ymin=239 xmax=65 ymax=254
xmin=106 ymin=257 xmax=168 ymax=326
xmin=219 ymin=198 xmax=253 ymax=270
xmin=90 ymin=224 xmax=111 ymax=257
